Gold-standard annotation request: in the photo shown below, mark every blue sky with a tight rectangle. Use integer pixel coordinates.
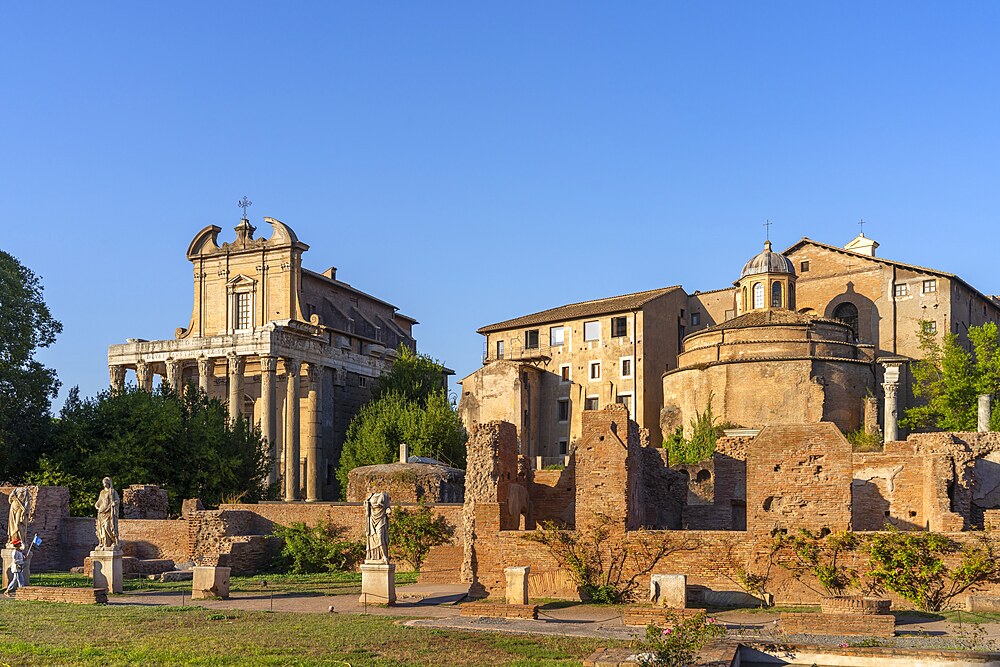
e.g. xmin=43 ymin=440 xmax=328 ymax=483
xmin=2 ymin=2 xmax=999 ymax=407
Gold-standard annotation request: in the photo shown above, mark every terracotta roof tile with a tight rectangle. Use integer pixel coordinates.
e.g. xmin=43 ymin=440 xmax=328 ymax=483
xmin=701 ymin=309 xmax=844 ymax=332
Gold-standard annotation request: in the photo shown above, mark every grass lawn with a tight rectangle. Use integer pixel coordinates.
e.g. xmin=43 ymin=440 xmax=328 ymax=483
xmin=0 ymin=602 xmax=618 ymax=666
xmin=30 ymin=572 xmax=420 ymax=596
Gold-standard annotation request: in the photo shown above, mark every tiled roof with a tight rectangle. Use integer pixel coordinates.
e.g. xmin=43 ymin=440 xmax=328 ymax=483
xmin=477 ymin=286 xmax=682 ymax=334
xmin=700 ymin=309 xmax=844 ymax=332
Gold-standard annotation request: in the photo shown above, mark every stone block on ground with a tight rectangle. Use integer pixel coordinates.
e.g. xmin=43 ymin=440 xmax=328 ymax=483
xmin=158 ymin=570 xmax=194 ymax=582
xmin=459 ymin=602 xmax=538 ymax=620
xmin=13 ymin=586 xmax=108 ymax=604
xmin=136 ymin=559 xmax=175 ymax=576
xmin=967 ymin=595 xmax=1000 ymax=612
xmin=622 ymin=606 xmax=707 ymax=627
xmin=649 ymin=573 xmax=686 ymax=608
xmin=359 ymin=562 xmax=396 ymax=605
xmin=192 ymin=566 xmax=231 ymax=600
xmin=505 ymin=566 xmax=530 ymax=605
xmin=90 ymin=549 xmax=123 ymax=594
xmin=779 ymin=612 xmax=895 ymax=638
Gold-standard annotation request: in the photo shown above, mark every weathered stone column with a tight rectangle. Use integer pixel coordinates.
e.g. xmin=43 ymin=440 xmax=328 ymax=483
xmin=284 ymin=358 xmax=301 ymax=501
xmin=979 ymin=394 xmax=993 ymax=433
xmin=227 ymin=353 xmax=246 ymax=422
xmin=165 ymin=358 xmax=182 ymax=390
xmin=303 ymin=363 xmax=323 ymax=502
xmin=881 ymin=359 xmax=906 ymax=444
xmin=135 ymin=360 xmax=153 ymax=392
xmin=109 ymin=365 xmax=126 ymax=392
xmin=197 ymin=357 xmax=213 ymax=396
xmin=260 ymin=356 xmax=279 ymax=484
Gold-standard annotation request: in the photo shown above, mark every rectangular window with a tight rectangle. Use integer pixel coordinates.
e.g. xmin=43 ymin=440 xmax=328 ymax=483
xmin=923 ymin=279 xmax=937 ymax=294
xmin=584 ymin=320 xmax=601 ymax=341
xmin=550 ymin=326 xmax=565 ymax=346
xmin=691 ymin=312 xmax=701 ymax=326
xmin=559 ymin=364 xmax=571 ymax=382
xmin=557 ymin=399 xmax=569 ymax=422
xmin=584 ymin=396 xmax=599 ymax=411
xmin=359 ymin=375 xmax=367 ymax=388
xmin=558 ymin=439 xmax=568 ymax=455
xmin=589 ymin=361 xmax=601 ymax=380
xmin=235 ymin=292 xmax=252 ymax=329
xmin=611 ymin=316 xmax=628 ymax=338
xmin=617 ymin=393 xmax=632 ymax=415
xmin=525 ymin=329 xmax=539 ymax=349
xmin=496 ymin=340 xmax=505 ymax=359
xmin=923 ymin=321 xmax=938 ymax=334
xmin=894 ymin=283 xmax=909 ymax=298
xmin=800 ymin=260 xmax=810 ymax=272
xmin=621 ymin=357 xmax=633 ymax=378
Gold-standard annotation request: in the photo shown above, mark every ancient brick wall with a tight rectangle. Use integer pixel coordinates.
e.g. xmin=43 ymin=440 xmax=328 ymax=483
xmin=122 ymin=485 xmax=169 ymax=519
xmin=59 ymin=517 xmax=190 ymax=570
xmin=0 ymin=486 xmax=70 ymax=572
xmin=852 ymin=440 xmax=931 ymax=530
xmin=574 ymin=405 xmax=640 ymax=532
xmin=746 ymin=423 xmax=853 ymax=534
xmin=529 ymin=467 xmax=575 ymax=527
xmin=346 ymin=463 xmax=464 ymax=504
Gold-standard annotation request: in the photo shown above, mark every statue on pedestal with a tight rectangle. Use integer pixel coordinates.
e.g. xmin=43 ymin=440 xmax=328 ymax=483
xmin=95 ymin=477 xmax=120 ymax=550
xmin=6 ymin=487 xmax=30 ymax=548
xmin=363 ymin=491 xmax=391 ymax=563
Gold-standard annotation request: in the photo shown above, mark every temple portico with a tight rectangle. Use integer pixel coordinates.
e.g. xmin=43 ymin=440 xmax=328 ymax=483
xmin=108 ymin=214 xmax=420 ymax=500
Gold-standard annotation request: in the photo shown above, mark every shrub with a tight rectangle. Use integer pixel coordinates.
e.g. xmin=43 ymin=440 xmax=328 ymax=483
xmin=389 ymin=503 xmax=453 ymax=571
xmin=664 ymin=396 xmax=743 ymax=465
xmin=637 ymin=611 xmax=726 ymax=667
xmin=272 ymin=521 xmax=364 ymax=574
xmin=775 ymin=529 xmax=861 ymax=597
xmin=866 ymin=528 xmax=1000 ymax=611
xmin=845 ymin=427 xmax=883 ymax=452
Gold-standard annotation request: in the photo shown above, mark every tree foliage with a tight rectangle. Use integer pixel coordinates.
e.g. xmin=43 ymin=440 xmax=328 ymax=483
xmin=336 ymin=347 xmax=465 ymax=497
xmin=388 ymin=503 xmax=454 ymax=571
xmin=664 ymin=396 xmax=741 ymax=465
xmin=38 ymin=385 xmax=272 ymax=514
xmin=775 ymin=529 xmax=862 ymax=597
xmin=271 ymin=521 xmax=364 ymax=574
xmin=0 ymin=251 xmax=62 ymax=479
xmin=902 ymin=321 xmax=1000 ymax=432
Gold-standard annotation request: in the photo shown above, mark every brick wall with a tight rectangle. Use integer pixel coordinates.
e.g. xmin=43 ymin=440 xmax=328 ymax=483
xmin=530 ymin=467 xmax=575 ymax=527
xmin=574 ymin=405 xmax=640 ymax=532
xmin=0 ymin=486 xmax=70 ymax=572
xmin=59 ymin=517 xmax=190 ymax=570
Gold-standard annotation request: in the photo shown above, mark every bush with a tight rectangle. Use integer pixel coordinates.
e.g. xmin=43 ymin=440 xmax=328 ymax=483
xmin=866 ymin=528 xmax=1000 ymax=611
xmin=845 ymin=427 xmax=883 ymax=452
xmin=637 ymin=611 xmax=726 ymax=667
xmin=272 ymin=521 xmax=364 ymax=574
xmin=389 ymin=503 xmax=454 ymax=571
xmin=664 ymin=396 xmax=743 ymax=465
xmin=775 ymin=529 xmax=861 ymax=597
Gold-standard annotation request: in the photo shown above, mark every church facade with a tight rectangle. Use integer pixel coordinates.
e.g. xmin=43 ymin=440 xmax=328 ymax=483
xmin=461 ymin=233 xmax=1000 ymax=460
xmin=108 ymin=215 xmax=418 ymax=501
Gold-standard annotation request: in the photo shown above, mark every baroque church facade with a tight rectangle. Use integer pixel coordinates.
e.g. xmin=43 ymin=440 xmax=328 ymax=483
xmin=460 ymin=233 xmax=1000 ymax=461
xmin=108 ymin=215 xmax=418 ymax=501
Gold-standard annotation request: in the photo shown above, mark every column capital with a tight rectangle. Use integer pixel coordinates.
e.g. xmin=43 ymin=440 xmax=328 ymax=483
xmin=881 ymin=382 xmax=898 ymax=400
xmin=284 ymin=358 xmax=301 ymax=376
xmin=228 ymin=352 xmax=246 ymax=373
xmin=260 ymin=355 xmax=278 ymax=373
xmin=197 ymin=356 xmax=213 ymax=372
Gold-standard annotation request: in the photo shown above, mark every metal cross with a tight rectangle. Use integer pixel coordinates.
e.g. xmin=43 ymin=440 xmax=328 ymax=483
xmin=858 ymin=218 xmax=866 ymax=235
xmin=763 ymin=219 xmax=772 ymax=241
xmin=238 ymin=196 xmax=252 ymax=219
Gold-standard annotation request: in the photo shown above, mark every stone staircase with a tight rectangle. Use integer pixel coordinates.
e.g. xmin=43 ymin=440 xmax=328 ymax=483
xmin=417 ymin=544 xmax=463 ymax=584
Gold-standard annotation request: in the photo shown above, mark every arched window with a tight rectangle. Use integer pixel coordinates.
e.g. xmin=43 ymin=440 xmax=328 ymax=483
xmin=752 ymin=282 xmax=764 ymax=309
xmin=771 ymin=282 xmax=783 ymax=308
xmin=834 ymin=302 xmax=859 ymax=338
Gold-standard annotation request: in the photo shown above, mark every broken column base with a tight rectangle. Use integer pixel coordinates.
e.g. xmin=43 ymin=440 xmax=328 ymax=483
xmin=191 ymin=566 xmax=231 ymax=600
xmin=90 ymin=548 xmax=123 ymax=594
xmin=359 ymin=562 xmax=396 ymax=605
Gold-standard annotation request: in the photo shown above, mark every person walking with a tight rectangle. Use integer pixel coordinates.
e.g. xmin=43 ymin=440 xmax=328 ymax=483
xmin=3 ymin=539 xmax=25 ymax=597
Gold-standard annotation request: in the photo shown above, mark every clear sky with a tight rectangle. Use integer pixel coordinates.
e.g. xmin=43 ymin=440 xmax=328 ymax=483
xmin=2 ymin=2 xmax=999 ymax=408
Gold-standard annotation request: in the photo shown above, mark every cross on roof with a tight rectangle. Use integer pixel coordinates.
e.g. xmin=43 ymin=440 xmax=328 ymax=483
xmin=858 ymin=218 xmax=866 ymax=236
xmin=763 ymin=219 xmax=772 ymax=241
xmin=238 ymin=196 xmax=252 ymax=219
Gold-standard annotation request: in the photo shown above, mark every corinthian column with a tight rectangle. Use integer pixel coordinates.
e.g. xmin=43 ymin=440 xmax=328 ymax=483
xmin=135 ymin=360 xmax=153 ymax=392
xmin=109 ymin=365 xmax=126 ymax=392
xmin=284 ymin=358 xmax=301 ymax=501
xmin=197 ymin=357 xmax=213 ymax=396
xmin=303 ymin=363 xmax=323 ymax=502
xmin=260 ymin=356 xmax=279 ymax=484
xmin=882 ymin=381 xmax=898 ymax=443
xmin=228 ymin=353 xmax=246 ymax=422
xmin=165 ymin=358 xmax=182 ymax=391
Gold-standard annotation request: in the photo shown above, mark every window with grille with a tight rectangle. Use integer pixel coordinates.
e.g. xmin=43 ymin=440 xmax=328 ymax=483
xmin=235 ymin=292 xmax=252 ymax=329
xmin=752 ymin=282 xmax=764 ymax=309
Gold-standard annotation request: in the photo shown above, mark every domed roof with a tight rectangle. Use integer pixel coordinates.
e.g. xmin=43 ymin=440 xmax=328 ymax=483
xmin=740 ymin=240 xmax=795 ymax=279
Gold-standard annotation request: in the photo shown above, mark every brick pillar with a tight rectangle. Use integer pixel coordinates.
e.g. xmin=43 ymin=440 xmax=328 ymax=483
xmin=303 ymin=362 xmax=323 ymax=501
xmin=260 ymin=356 xmax=279 ymax=485
xmin=197 ymin=357 xmax=213 ymax=396
xmin=135 ymin=360 xmax=153 ymax=392
xmin=227 ymin=353 xmax=246 ymax=422
xmin=284 ymin=358 xmax=301 ymax=501
xmin=109 ymin=365 xmax=126 ymax=392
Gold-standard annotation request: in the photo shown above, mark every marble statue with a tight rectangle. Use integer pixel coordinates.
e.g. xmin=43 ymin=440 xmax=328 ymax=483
xmin=6 ymin=487 xmax=29 ymax=548
xmin=364 ymin=491 xmax=391 ymax=563
xmin=95 ymin=477 xmax=120 ymax=550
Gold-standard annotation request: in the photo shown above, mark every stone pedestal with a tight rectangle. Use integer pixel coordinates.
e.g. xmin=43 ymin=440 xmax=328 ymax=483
xmin=505 ymin=566 xmax=530 ymax=605
xmin=90 ymin=548 xmax=123 ymax=594
xmin=359 ymin=562 xmax=396 ymax=605
xmin=650 ymin=573 xmax=686 ymax=608
xmin=191 ymin=566 xmax=231 ymax=600
xmin=1 ymin=548 xmax=30 ymax=589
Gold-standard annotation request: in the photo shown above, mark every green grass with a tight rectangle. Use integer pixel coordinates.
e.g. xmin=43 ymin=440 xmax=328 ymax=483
xmin=30 ymin=571 xmax=419 ymax=596
xmin=0 ymin=602 xmax=617 ymax=666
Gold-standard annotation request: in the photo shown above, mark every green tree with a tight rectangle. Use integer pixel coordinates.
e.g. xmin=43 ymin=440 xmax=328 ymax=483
xmin=902 ymin=321 xmax=1000 ymax=432
xmin=41 ymin=385 xmax=272 ymax=513
xmin=389 ymin=503 xmax=454 ymax=571
xmin=336 ymin=390 xmax=466 ymax=495
xmin=271 ymin=521 xmax=364 ymax=574
xmin=371 ymin=345 xmax=447 ymax=405
xmin=0 ymin=251 xmax=62 ymax=478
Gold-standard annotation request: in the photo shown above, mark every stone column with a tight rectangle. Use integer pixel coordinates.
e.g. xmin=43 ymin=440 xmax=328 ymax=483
xmin=303 ymin=363 xmax=323 ymax=502
xmin=881 ymin=360 xmax=905 ymax=444
xmin=284 ymin=358 xmax=301 ymax=501
xmin=135 ymin=360 xmax=153 ymax=392
xmin=197 ymin=357 xmax=213 ymax=396
xmin=979 ymin=394 xmax=993 ymax=433
xmin=227 ymin=353 xmax=246 ymax=422
xmin=165 ymin=358 xmax=182 ymax=390
xmin=260 ymin=356 xmax=279 ymax=484
xmin=109 ymin=365 xmax=126 ymax=392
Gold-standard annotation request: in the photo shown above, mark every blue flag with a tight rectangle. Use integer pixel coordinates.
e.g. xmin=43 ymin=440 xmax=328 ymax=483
xmin=31 ymin=535 xmax=41 ymax=547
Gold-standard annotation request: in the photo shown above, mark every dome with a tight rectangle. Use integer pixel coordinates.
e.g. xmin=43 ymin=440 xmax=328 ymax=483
xmin=740 ymin=240 xmax=795 ymax=278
